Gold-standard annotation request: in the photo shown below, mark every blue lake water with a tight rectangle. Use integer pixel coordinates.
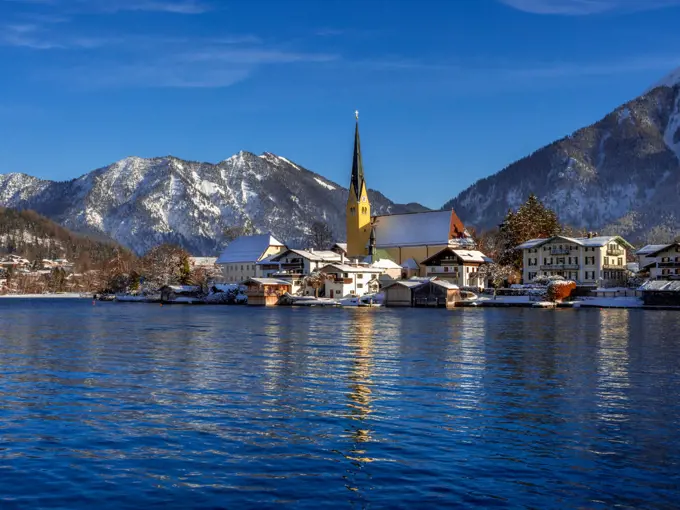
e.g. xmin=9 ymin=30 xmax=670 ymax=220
xmin=0 ymin=300 xmax=679 ymax=509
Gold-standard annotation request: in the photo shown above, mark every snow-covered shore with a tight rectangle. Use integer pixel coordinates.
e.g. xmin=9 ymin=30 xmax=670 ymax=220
xmin=0 ymin=293 xmax=87 ymax=299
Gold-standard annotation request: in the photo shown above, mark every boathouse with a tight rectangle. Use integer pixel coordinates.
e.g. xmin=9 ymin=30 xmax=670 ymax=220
xmin=383 ymin=278 xmax=460 ymax=308
xmin=241 ymin=277 xmax=292 ymax=306
xmin=639 ymin=280 xmax=680 ymax=307
xmin=159 ymin=285 xmax=202 ymax=303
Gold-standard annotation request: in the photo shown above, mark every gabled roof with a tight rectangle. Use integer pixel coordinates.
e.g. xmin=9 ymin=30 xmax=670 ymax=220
xmin=382 ymin=276 xmax=459 ymax=291
xmin=370 ymin=258 xmax=402 ymax=270
xmin=401 ymin=258 xmax=420 ymax=270
xmin=216 ymin=234 xmax=285 ymax=264
xmin=639 ymin=242 xmax=680 ymax=257
xmin=636 ymin=244 xmax=671 ymax=256
xmin=516 ymin=235 xmax=634 ymax=250
xmin=420 ymin=247 xmax=491 ymax=266
xmin=372 ymin=210 xmax=467 ymax=248
xmin=332 ymin=243 xmax=348 ymax=254
xmin=270 ymin=249 xmax=342 ymax=263
xmin=639 ymin=280 xmax=680 ymax=292
xmin=241 ymin=277 xmax=292 ymax=287
xmin=319 ymin=263 xmax=382 ymax=273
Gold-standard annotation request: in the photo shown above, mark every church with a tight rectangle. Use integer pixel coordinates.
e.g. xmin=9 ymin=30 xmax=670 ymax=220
xmin=345 ymin=114 xmax=474 ymax=266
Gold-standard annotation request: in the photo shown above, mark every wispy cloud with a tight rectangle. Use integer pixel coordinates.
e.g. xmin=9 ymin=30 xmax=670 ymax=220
xmin=498 ymin=0 xmax=680 ymax=15
xmin=2 ymin=0 xmax=213 ymax=14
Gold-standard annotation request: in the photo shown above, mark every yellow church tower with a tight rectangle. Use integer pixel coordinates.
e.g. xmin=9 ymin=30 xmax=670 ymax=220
xmin=346 ymin=111 xmax=372 ymax=258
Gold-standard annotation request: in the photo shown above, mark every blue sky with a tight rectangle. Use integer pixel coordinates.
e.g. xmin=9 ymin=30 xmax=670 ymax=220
xmin=1 ymin=0 xmax=680 ymax=208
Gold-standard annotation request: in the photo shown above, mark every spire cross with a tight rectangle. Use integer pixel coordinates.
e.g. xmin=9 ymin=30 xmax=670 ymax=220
xmin=355 ymin=110 xmax=359 ymax=120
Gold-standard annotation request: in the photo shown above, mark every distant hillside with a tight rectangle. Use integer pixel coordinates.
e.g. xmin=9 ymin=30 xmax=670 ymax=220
xmin=443 ymin=69 xmax=680 ymax=245
xmin=0 ymin=152 xmax=428 ymax=255
xmin=0 ymin=207 xmax=131 ymax=271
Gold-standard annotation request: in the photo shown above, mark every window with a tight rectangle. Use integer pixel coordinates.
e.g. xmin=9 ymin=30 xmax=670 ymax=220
xmin=603 ymin=258 xmax=608 ymax=265
xmin=444 ymin=266 xmax=449 ymax=272
xmin=350 ymin=207 xmax=356 ymax=216
xmin=573 ymin=257 xmax=578 ymax=264
xmin=357 ymin=273 xmax=363 ymax=278
xmin=241 ymin=265 xmax=243 ymax=271
xmin=357 ymin=284 xmax=363 ymax=289
xmin=618 ymin=257 xmax=623 ymax=266
xmin=343 ymin=273 xmax=349 ymax=278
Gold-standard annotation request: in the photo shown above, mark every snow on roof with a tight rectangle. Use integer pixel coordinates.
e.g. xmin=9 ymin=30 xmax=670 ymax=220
xmin=430 ymin=279 xmax=459 ymax=290
xmin=242 ymin=277 xmax=292 ymax=287
xmin=636 ymin=244 xmax=670 ymax=255
xmin=271 ymin=249 xmax=342 ymax=262
xmin=639 ymin=280 xmax=680 ymax=292
xmin=383 ymin=279 xmax=426 ymax=289
xmin=190 ymin=257 xmax=217 ymax=266
xmin=638 ymin=243 xmax=679 ymax=257
xmin=452 ymin=250 xmax=491 ymax=264
xmin=516 ymin=235 xmax=632 ymax=250
xmin=332 ymin=243 xmax=348 ymax=253
xmin=372 ymin=210 xmax=460 ymax=248
xmin=165 ymin=285 xmax=201 ymax=292
xmin=401 ymin=258 xmax=420 ymax=270
xmin=216 ymin=234 xmax=285 ymax=264
xmin=370 ymin=258 xmax=402 ymax=270
xmin=320 ymin=263 xmax=382 ymax=273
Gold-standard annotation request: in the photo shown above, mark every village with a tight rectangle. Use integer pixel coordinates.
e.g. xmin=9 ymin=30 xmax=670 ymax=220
xmin=1 ymin=117 xmax=679 ymax=309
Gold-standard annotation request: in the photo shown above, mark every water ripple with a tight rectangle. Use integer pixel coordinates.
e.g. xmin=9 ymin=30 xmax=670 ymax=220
xmin=0 ymin=301 xmax=679 ymax=508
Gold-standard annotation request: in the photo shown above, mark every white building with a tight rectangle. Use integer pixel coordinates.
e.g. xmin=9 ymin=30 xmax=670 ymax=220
xmin=216 ymin=234 xmax=286 ymax=283
xmin=319 ymin=263 xmax=382 ymax=299
xmin=419 ymin=247 xmax=492 ymax=288
xmin=516 ymin=235 xmax=633 ymax=286
xmin=261 ymin=248 xmax=343 ymax=294
xmin=637 ymin=242 xmax=680 ymax=280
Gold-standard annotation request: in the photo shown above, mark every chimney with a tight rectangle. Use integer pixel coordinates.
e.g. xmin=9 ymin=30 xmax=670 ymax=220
xmin=341 ymin=253 xmax=345 ymax=264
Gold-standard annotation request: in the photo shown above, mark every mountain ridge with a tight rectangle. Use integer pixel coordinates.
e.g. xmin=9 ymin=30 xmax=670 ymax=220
xmin=442 ymin=77 xmax=680 ymax=245
xmin=0 ymin=151 xmax=428 ymax=255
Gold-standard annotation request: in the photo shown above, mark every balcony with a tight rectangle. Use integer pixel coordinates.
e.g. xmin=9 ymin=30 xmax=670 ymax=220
xmin=426 ymin=266 xmax=460 ymax=275
xmin=540 ymin=264 xmax=579 ymax=270
xmin=602 ymin=264 xmax=625 ymax=270
xmin=550 ymin=248 xmax=571 ymax=255
xmin=606 ymin=248 xmax=624 ymax=256
xmin=326 ymin=276 xmax=353 ymax=284
xmin=657 ymin=261 xmax=680 ymax=268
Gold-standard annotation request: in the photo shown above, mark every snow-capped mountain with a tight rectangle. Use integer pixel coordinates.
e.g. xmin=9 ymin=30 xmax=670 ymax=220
xmin=0 ymin=152 xmax=426 ymax=255
xmin=443 ymin=68 xmax=680 ymax=244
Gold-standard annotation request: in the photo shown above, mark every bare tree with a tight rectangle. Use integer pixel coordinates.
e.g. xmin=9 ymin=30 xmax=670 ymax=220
xmin=470 ymin=263 xmax=519 ymax=300
xmin=302 ymin=271 xmax=327 ymax=297
xmin=308 ymin=221 xmax=334 ymax=250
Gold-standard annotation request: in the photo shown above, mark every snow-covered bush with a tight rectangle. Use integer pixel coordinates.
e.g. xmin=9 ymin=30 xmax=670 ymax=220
xmin=546 ymin=280 xmax=576 ymax=302
xmin=532 ymin=274 xmax=565 ymax=286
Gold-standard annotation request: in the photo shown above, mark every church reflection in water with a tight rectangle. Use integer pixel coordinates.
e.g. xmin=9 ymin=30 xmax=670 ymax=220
xmin=342 ymin=309 xmax=377 ymax=495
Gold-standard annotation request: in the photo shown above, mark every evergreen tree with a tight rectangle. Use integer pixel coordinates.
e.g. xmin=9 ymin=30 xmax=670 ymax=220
xmin=498 ymin=194 xmax=561 ymax=269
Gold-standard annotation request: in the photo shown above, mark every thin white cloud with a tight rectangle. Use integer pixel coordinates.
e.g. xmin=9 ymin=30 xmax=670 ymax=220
xmin=498 ymin=0 xmax=680 ymax=15
xmin=2 ymin=0 xmax=212 ymax=14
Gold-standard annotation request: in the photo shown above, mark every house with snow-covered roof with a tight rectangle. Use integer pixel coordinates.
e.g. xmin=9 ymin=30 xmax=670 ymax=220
xmin=420 ymin=247 xmax=493 ymax=289
xmin=319 ymin=263 xmax=382 ymax=299
xmin=516 ymin=235 xmax=633 ymax=286
xmin=637 ymin=242 xmax=680 ymax=280
xmin=216 ymin=234 xmax=286 ymax=283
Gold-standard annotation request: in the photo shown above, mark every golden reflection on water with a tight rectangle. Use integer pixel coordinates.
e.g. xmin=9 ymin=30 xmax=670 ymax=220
xmin=596 ymin=310 xmax=631 ymax=423
xmin=342 ymin=310 xmax=378 ymax=495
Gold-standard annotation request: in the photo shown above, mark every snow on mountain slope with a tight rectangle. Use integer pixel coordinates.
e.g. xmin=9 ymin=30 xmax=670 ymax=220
xmin=443 ymin=75 xmax=680 ymax=244
xmin=0 ymin=152 xmax=426 ymax=255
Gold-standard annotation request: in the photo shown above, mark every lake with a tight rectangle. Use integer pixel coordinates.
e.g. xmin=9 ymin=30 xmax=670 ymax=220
xmin=0 ymin=300 xmax=678 ymax=508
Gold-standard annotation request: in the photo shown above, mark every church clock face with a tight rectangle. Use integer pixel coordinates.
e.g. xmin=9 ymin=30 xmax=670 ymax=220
xmin=361 ymin=196 xmax=367 ymax=203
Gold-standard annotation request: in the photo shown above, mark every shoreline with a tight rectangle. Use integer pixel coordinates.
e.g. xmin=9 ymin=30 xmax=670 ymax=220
xmin=0 ymin=293 xmax=88 ymax=299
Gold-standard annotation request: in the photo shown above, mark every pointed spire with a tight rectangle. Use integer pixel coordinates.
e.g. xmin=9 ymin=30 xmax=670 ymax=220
xmin=350 ymin=114 xmax=365 ymax=199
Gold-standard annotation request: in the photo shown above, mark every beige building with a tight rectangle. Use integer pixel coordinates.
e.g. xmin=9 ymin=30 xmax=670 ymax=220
xmin=216 ymin=234 xmax=286 ymax=283
xmin=369 ymin=209 xmax=475 ymax=266
xmin=517 ymin=235 xmax=633 ymax=286
xmin=637 ymin=242 xmax=680 ymax=280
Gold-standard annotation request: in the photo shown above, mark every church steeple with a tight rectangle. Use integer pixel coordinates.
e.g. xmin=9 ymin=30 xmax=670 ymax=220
xmin=346 ymin=111 xmax=372 ymax=258
xmin=350 ymin=113 xmax=365 ymax=200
